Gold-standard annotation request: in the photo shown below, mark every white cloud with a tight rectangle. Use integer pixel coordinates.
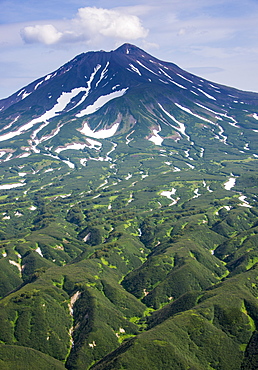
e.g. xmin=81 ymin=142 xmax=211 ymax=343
xmin=21 ymin=24 xmax=62 ymax=45
xmin=78 ymin=7 xmax=148 ymax=39
xmin=20 ymin=6 xmax=148 ymax=46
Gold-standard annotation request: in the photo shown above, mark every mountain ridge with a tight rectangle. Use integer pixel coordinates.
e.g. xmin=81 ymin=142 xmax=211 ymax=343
xmin=2 ymin=43 xmax=257 ymax=110
xmin=1 ymin=43 xmax=258 ymax=160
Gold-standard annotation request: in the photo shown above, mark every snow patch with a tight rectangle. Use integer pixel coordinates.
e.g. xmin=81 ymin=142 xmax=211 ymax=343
xmin=35 ymin=247 xmax=43 ymax=257
xmin=185 ymin=163 xmax=194 ymax=169
xmin=0 ymin=82 xmax=102 ymax=142
xmin=177 ymin=74 xmax=193 ymax=83
xmin=105 ymin=142 xmax=117 ymax=160
xmin=0 ymin=151 xmax=6 ymax=158
xmin=158 ymin=103 xmax=190 ymax=141
xmin=96 ymin=62 xmax=109 ymax=88
xmin=197 ymin=88 xmax=216 ymax=100
xmin=44 ymin=168 xmax=54 ymax=173
xmin=21 ymin=91 xmax=31 ymax=100
xmin=76 ymin=88 xmax=128 ymax=117
xmin=2 ymin=115 xmax=20 ymax=131
xmin=160 ymin=188 xmax=180 ymax=206
xmin=148 ymin=127 xmax=163 ymax=146
xmin=79 ymin=122 xmax=120 ymax=139
xmin=239 ymin=195 xmax=252 ymax=208
xmin=159 ymin=69 xmax=186 ymax=89
xmin=224 ymin=177 xmax=236 ymax=190
xmin=129 ymin=64 xmax=141 ymax=76
xmin=9 ymin=260 xmax=22 ymax=273
xmin=171 ymin=80 xmax=187 ymax=89
xmin=126 ymin=130 xmax=135 ymax=144
xmin=159 ymin=79 xmax=169 ymax=84
xmin=45 ymin=74 xmax=52 ymax=81
xmin=160 ymin=188 xmax=176 ymax=199
xmin=127 ymin=192 xmax=134 ymax=204
xmin=55 ymin=143 xmax=87 ymax=153
xmin=14 ymin=211 xmax=23 ymax=217
xmin=191 ymin=90 xmax=199 ymax=96
xmin=79 ymin=158 xmax=87 ymax=166
xmin=193 ymin=188 xmax=201 ymax=198
xmin=112 ymin=84 xmax=120 ymax=90
xmin=0 ymin=183 xmax=25 ymax=190
xmin=63 ymin=160 xmax=75 ymax=169
xmin=136 ymin=60 xmax=158 ymax=76
xmin=173 ymin=167 xmax=181 ymax=172
xmin=207 ymin=185 xmax=213 ymax=193
xmin=34 ymin=80 xmax=44 ymax=90
xmin=175 ymin=103 xmax=214 ymax=124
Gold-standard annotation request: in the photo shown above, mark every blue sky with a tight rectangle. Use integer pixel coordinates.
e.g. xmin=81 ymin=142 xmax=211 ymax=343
xmin=1 ymin=0 xmax=258 ymax=99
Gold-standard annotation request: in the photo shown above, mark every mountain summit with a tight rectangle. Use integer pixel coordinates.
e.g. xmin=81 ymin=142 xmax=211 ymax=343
xmin=0 ymin=44 xmax=258 ymax=370
xmin=1 ymin=43 xmax=258 ymax=158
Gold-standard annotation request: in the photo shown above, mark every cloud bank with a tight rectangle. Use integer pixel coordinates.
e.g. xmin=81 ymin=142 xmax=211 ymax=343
xmin=20 ymin=7 xmax=148 ymax=45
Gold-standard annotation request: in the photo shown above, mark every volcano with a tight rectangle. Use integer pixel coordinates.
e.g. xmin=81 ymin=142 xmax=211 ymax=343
xmin=0 ymin=44 xmax=258 ymax=370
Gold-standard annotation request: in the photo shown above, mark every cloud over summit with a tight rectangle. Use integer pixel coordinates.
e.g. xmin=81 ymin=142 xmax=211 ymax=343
xmin=20 ymin=6 xmax=148 ymax=45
